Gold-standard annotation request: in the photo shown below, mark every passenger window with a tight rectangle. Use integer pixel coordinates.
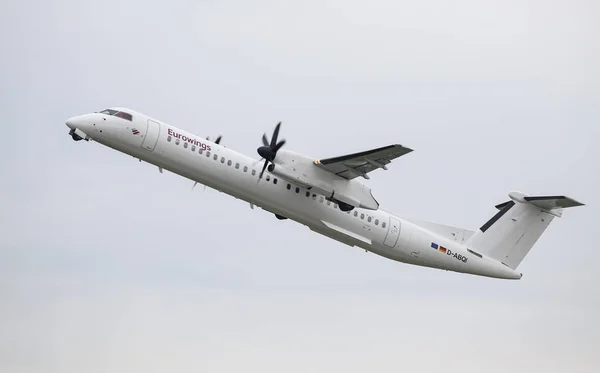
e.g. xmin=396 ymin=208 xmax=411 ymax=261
xmin=305 ymin=191 xmax=310 ymax=197
xmin=115 ymin=111 xmax=133 ymax=121
xmin=199 ymin=149 xmax=203 ymax=154
xmin=213 ymin=154 xmax=218 ymax=160
xmin=312 ymin=194 xmax=316 ymax=200
xmin=295 ymin=187 xmax=300 ymax=193
xmin=235 ymin=163 xmax=239 ymax=169
xmin=227 ymin=160 xmax=232 ymax=166
xmin=326 ymin=201 xmax=331 ymax=206
xmin=192 ymin=145 xmax=196 ymax=151
xmin=319 ymin=196 xmax=324 ymax=203
xmin=167 ymin=136 xmax=172 ymax=142
xmin=243 ymin=166 xmax=248 ymax=172
xmin=221 ymin=157 xmax=225 ymax=163
xmin=382 ymin=222 xmax=387 ymax=228
xmin=287 ymin=183 xmax=291 ymax=190
xmin=175 ymin=139 xmax=180 ymax=145
xmin=367 ymin=216 xmax=372 ymax=223
xmin=206 ymin=151 xmax=210 ymax=157
xmin=354 ymin=211 xmax=358 ymax=217
xmin=375 ymin=219 xmax=379 ymax=225
xmin=361 ymin=213 xmax=365 ymax=219
xmin=334 ymin=204 xmax=338 ymax=209
xmin=184 ymin=142 xmax=189 ymax=148
xmin=273 ymin=178 xmax=277 ymax=184
xmin=252 ymin=169 xmax=256 ymax=176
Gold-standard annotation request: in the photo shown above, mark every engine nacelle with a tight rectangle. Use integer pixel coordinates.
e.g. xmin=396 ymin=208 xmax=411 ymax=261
xmin=267 ymin=163 xmax=313 ymax=188
xmin=268 ymin=163 xmax=378 ymax=210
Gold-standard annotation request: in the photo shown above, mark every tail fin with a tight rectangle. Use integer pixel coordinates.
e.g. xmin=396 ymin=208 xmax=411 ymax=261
xmin=466 ymin=191 xmax=584 ymax=269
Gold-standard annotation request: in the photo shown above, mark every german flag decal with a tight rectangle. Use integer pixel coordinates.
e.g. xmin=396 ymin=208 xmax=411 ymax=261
xmin=431 ymin=242 xmax=468 ymax=263
xmin=431 ymin=242 xmax=447 ymax=254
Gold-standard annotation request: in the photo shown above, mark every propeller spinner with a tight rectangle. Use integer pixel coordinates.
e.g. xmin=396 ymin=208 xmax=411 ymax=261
xmin=256 ymin=121 xmax=286 ymax=179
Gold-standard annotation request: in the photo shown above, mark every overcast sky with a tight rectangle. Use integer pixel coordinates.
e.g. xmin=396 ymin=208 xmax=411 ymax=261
xmin=1 ymin=0 xmax=599 ymax=372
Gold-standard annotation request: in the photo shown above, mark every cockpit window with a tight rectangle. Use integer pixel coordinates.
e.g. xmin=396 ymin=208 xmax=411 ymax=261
xmin=99 ymin=109 xmax=133 ymax=121
xmin=114 ymin=111 xmax=132 ymax=121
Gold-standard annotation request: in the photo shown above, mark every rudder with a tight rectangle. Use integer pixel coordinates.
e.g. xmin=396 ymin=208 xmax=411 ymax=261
xmin=466 ymin=192 xmax=584 ymax=269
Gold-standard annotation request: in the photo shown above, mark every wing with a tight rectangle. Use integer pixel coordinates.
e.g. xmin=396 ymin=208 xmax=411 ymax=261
xmin=314 ymin=144 xmax=413 ymax=180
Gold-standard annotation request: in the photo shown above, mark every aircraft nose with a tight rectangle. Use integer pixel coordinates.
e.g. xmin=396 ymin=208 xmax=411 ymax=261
xmin=66 ymin=116 xmax=80 ymax=129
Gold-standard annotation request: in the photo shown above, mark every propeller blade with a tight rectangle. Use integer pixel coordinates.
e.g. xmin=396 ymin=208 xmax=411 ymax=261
xmin=259 ymin=159 xmax=269 ymax=179
xmin=270 ymin=122 xmax=281 ymax=148
xmin=262 ymin=133 xmax=269 ymax=147
xmin=273 ymin=139 xmax=286 ymax=152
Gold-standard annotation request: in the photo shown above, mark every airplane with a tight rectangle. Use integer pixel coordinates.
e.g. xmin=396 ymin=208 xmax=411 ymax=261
xmin=65 ymin=107 xmax=584 ymax=280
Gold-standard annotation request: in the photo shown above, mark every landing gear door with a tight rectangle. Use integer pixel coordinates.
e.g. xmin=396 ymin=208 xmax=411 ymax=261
xmin=141 ymin=119 xmax=161 ymax=151
xmin=383 ymin=217 xmax=401 ymax=248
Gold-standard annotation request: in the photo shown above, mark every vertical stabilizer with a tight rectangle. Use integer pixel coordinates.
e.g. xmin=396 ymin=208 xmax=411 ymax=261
xmin=465 ymin=192 xmax=584 ymax=269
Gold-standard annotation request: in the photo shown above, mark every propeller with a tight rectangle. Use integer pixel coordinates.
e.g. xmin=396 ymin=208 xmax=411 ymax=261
xmin=206 ymin=135 xmax=222 ymax=144
xmin=256 ymin=121 xmax=286 ymax=180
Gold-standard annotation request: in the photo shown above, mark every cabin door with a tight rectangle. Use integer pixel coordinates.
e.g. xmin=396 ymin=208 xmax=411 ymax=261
xmin=383 ymin=217 xmax=401 ymax=248
xmin=141 ymin=119 xmax=161 ymax=151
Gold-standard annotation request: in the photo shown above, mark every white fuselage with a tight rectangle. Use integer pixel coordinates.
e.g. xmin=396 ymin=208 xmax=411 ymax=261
xmin=66 ymin=108 xmax=522 ymax=280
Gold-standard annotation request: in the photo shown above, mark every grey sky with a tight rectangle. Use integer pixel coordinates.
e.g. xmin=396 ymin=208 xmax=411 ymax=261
xmin=1 ymin=0 xmax=598 ymax=372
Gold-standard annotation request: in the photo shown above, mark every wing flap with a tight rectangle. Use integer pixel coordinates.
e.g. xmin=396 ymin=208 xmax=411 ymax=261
xmin=315 ymin=144 xmax=413 ymax=180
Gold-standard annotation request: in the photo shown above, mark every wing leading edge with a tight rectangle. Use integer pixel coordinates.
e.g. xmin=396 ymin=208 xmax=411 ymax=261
xmin=314 ymin=144 xmax=413 ymax=180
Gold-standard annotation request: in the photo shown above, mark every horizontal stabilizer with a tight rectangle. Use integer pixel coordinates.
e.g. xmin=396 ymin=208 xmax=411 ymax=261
xmin=524 ymin=195 xmax=584 ymax=210
xmin=495 ymin=194 xmax=585 ymax=212
xmin=494 ymin=201 xmax=514 ymax=210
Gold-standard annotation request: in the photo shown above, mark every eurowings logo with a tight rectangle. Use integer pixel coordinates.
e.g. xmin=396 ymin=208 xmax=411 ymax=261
xmin=131 ymin=128 xmax=140 ymax=135
xmin=167 ymin=128 xmax=212 ymax=151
